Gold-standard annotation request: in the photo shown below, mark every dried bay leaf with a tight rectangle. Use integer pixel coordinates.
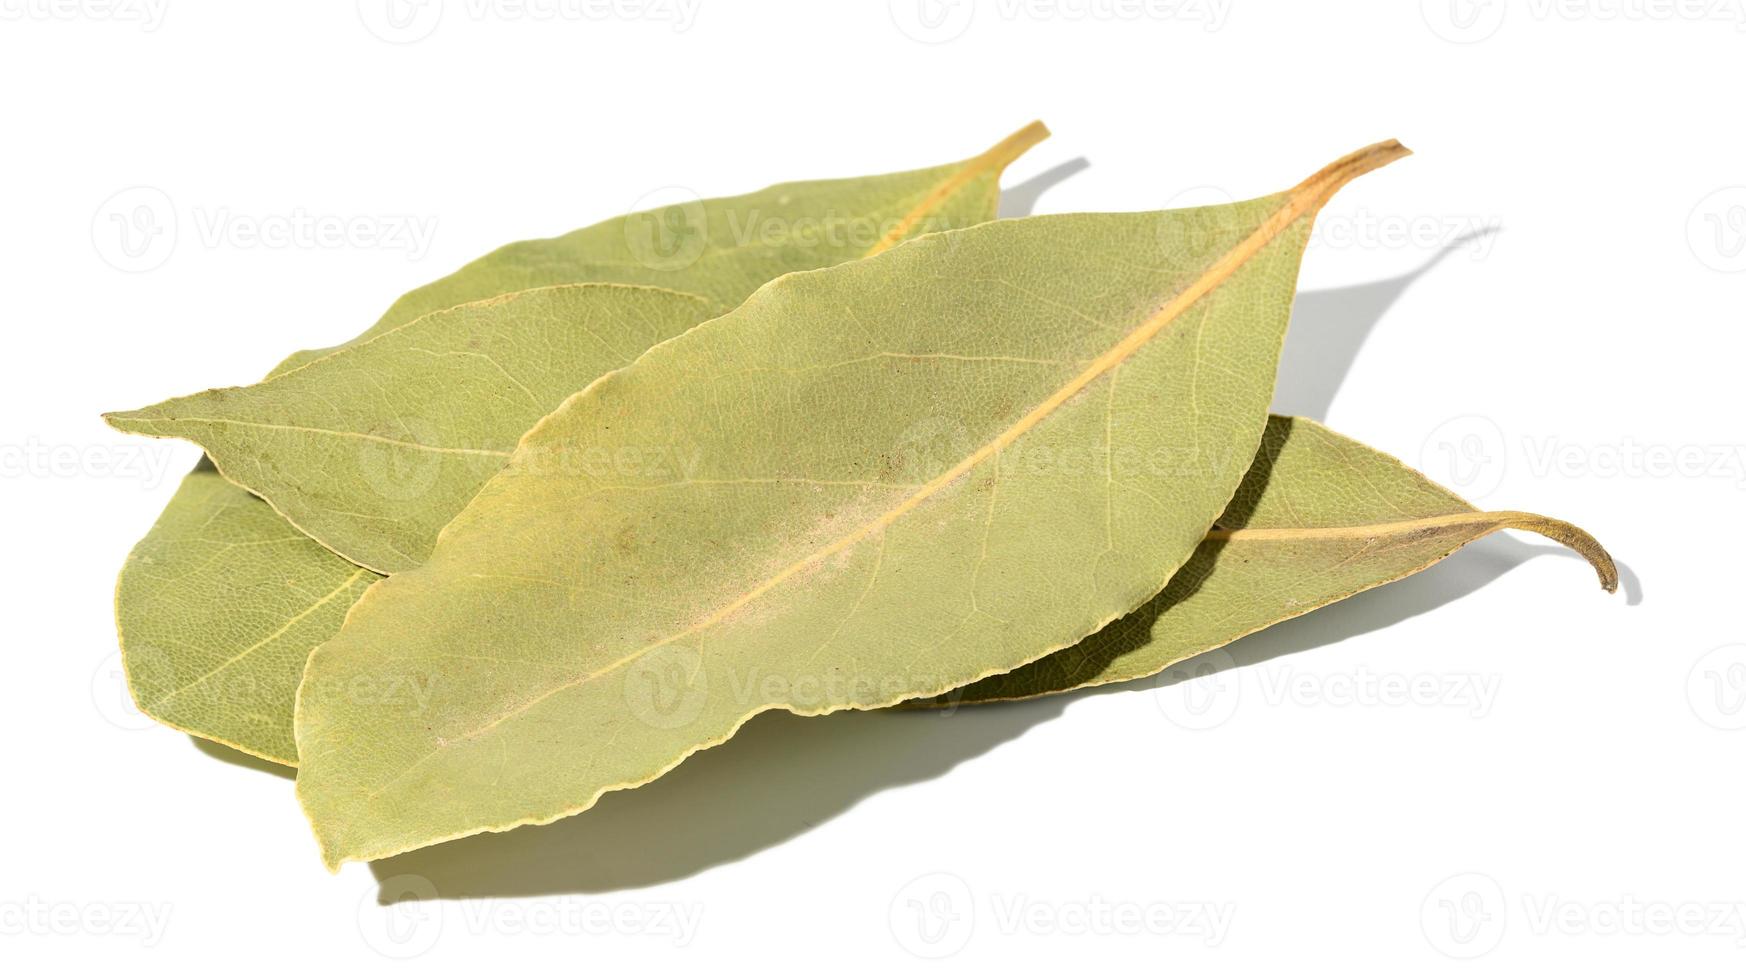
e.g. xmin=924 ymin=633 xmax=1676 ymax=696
xmin=115 ymin=464 xmax=372 ymax=765
xmin=107 ymin=284 xmax=719 ymax=573
xmin=272 ymin=121 xmax=1053 ymax=374
xmin=111 ymin=123 xmax=1049 ymax=763
xmin=938 ymin=416 xmax=1616 ymax=706
xmin=294 ymin=141 xmax=1408 ymax=867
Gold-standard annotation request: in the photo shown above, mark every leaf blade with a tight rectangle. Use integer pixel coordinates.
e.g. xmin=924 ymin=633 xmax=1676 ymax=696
xmin=294 ymin=142 xmax=1405 ymax=866
xmin=112 ymin=123 xmax=1049 ymax=763
xmin=940 ymin=415 xmax=1616 ymax=704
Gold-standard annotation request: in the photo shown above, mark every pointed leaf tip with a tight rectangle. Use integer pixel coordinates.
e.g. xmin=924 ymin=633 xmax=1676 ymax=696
xmin=1291 ymin=139 xmax=1412 ymax=213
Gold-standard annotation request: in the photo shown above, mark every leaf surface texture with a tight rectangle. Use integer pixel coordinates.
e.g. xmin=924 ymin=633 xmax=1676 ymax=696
xmin=111 ymin=124 xmax=1048 ymax=762
xmin=294 ymin=142 xmax=1407 ymax=866
xmin=941 ymin=416 xmax=1617 ymax=704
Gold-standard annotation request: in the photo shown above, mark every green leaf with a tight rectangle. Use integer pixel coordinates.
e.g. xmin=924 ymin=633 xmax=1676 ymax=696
xmin=111 ymin=123 xmax=1050 ymax=763
xmin=107 ymin=285 xmax=718 ymax=573
xmin=294 ymin=141 xmax=1408 ymax=868
xmin=938 ymin=416 xmax=1617 ymax=705
xmin=114 ymin=463 xmax=373 ymax=765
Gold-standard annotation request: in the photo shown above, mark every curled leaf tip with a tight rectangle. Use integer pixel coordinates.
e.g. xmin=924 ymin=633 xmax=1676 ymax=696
xmin=1493 ymin=511 xmax=1619 ymax=593
xmin=981 ymin=120 xmax=1052 ymax=173
xmin=1293 ymin=139 xmax=1412 ymax=212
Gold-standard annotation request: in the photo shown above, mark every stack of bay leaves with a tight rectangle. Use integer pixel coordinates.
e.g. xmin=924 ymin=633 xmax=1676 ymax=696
xmin=106 ymin=122 xmax=1616 ymax=871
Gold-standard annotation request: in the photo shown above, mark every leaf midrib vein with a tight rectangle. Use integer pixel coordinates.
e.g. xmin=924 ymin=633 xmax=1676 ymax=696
xmin=352 ymin=140 xmax=1406 ymax=805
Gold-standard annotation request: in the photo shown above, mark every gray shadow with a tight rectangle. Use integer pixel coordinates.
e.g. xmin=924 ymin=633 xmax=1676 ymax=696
xmin=1273 ymin=229 xmax=1497 ymax=419
xmin=372 ymin=697 xmax=1068 ymax=901
xmin=999 ymin=157 xmax=1091 ymax=218
xmin=1614 ymin=560 xmax=1643 ymax=606
xmin=1081 ymin=534 xmax=1612 ymax=702
xmin=190 ymin=735 xmax=295 ymax=779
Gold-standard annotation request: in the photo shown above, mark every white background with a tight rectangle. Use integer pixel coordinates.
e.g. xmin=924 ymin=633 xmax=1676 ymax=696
xmin=3 ymin=0 xmax=1742 ymax=974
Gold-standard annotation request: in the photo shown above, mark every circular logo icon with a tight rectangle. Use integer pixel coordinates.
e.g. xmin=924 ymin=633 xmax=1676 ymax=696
xmin=889 ymin=871 xmax=975 ymax=958
xmin=1687 ymin=187 xmax=1746 ymax=274
xmin=357 ymin=0 xmax=443 ymax=43
xmin=92 ymin=648 xmax=162 ymax=731
xmin=359 ymin=874 xmax=441 ymax=958
xmin=1420 ymin=0 xmax=1506 ymax=43
xmin=1687 ymin=644 xmax=1746 ymax=731
xmin=355 ymin=418 xmax=449 ymax=502
xmin=625 ymin=644 xmax=708 ymax=729
xmin=92 ymin=186 xmax=177 ymax=273
xmin=1420 ymin=871 xmax=1506 ymax=958
xmin=1419 ymin=414 xmax=1508 ymax=501
xmin=624 ymin=186 xmax=709 ymax=273
xmin=1156 ymin=184 xmax=1238 ymax=259
xmin=888 ymin=0 xmax=975 ymax=44
xmin=891 ymin=416 xmax=977 ymax=485
xmin=1154 ymin=648 xmax=1241 ymax=730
